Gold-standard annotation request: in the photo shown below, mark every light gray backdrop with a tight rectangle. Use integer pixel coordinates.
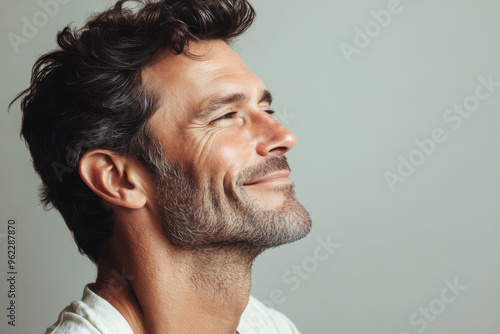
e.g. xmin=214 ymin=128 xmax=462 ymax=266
xmin=1 ymin=0 xmax=499 ymax=333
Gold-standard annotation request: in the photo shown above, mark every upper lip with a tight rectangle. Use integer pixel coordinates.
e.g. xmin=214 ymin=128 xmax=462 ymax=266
xmin=244 ymin=170 xmax=290 ymax=185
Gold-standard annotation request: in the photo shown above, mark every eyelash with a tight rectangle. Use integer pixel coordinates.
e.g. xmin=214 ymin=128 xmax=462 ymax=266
xmin=213 ymin=109 xmax=275 ymax=122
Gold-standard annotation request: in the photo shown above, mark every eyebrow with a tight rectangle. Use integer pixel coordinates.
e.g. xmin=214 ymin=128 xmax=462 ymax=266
xmin=198 ymin=89 xmax=273 ymax=119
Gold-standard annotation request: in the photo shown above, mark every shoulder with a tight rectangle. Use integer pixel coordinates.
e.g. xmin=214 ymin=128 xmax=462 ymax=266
xmin=237 ymin=295 xmax=302 ymax=334
xmin=44 ymin=300 xmax=101 ymax=334
xmin=44 ymin=284 xmax=133 ymax=334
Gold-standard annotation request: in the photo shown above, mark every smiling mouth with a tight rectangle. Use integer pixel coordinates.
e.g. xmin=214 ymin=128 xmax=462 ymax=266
xmin=243 ymin=170 xmax=292 ymax=186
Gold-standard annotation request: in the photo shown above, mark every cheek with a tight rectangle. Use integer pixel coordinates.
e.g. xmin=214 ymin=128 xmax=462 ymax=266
xmin=220 ymin=126 xmax=257 ymax=163
xmin=220 ymin=132 xmax=252 ymax=158
xmin=194 ymin=131 xmax=254 ymax=184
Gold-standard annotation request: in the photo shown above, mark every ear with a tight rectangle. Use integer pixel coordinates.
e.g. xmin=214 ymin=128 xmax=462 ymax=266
xmin=79 ymin=150 xmax=147 ymax=209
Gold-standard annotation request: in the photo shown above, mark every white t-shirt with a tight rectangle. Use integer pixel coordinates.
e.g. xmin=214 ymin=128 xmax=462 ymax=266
xmin=45 ymin=284 xmax=302 ymax=334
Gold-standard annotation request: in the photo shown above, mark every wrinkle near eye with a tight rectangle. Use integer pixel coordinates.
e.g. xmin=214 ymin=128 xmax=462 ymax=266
xmin=190 ymin=128 xmax=224 ymax=169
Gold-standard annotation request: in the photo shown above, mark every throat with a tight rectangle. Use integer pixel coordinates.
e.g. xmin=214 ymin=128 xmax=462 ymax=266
xmin=186 ymin=245 xmax=255 ymax=297
xmin=92 ymin=244 xmax=255 ymax=334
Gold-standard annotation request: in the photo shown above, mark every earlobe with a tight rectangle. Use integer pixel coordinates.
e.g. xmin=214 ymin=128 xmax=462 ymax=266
xmin=79 ymin=150 xmax=147 ymax=209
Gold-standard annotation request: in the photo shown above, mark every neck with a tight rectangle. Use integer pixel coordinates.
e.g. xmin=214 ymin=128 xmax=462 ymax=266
xmin=90 ymin=217 xmax=260 ymax=334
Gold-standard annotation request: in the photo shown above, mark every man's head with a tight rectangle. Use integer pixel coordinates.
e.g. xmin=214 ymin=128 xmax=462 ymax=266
xmin=12 ymin=0 xmax=311 ymax=264
xmin=136 ymin=40 xmax=312 ymax=260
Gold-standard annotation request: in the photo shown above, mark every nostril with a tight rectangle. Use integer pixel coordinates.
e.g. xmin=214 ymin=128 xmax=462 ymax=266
xmin=269 ymin=146 xmax=289 ymax=155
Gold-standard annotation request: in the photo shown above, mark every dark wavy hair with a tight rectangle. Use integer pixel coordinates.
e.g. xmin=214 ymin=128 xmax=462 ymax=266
xmin=9 ymin=0 xmax=255 ymax=263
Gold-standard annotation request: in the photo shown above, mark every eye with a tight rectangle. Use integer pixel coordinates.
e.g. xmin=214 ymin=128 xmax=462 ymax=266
xmin=211 ymin=109 xmax=275 ymax=124
xmin=211 ymin=111 xmax=238 ymax=123
xmin=219 ymin=111 xmax=238 ymax=119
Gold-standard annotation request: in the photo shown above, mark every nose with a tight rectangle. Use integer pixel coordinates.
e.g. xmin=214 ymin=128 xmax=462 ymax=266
xmin=253 ymin=111 xmax=297 ymax=156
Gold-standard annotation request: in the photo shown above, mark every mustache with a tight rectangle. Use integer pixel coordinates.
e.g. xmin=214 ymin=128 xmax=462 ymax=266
xmin=237 ymin=155 xmax=291 ymax=186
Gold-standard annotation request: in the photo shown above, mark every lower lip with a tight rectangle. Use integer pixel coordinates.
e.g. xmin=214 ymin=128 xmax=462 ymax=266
xmin=245 ymin=177 xmax=292 ymax=185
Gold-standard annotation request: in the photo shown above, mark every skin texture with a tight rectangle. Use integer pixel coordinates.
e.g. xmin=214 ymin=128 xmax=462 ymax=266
xmin=79 ymin=39 xmax=311 ymax=334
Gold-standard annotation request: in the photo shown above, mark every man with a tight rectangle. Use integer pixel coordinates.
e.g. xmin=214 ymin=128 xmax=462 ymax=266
xmin=11 ymin=0 xmax=312 ymax=333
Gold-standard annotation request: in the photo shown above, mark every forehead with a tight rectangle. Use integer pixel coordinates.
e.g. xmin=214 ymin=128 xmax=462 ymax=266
xmin=142 ymin=40 xmax=264 ymax=122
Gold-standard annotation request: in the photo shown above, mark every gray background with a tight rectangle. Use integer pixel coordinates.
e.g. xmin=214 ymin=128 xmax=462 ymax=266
xmin=1 ymin=0 xmax=499 ymax=333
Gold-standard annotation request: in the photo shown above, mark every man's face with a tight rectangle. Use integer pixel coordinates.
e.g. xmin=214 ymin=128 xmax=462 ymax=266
xmin=143 ymin=40 xmax=311 ymax=255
